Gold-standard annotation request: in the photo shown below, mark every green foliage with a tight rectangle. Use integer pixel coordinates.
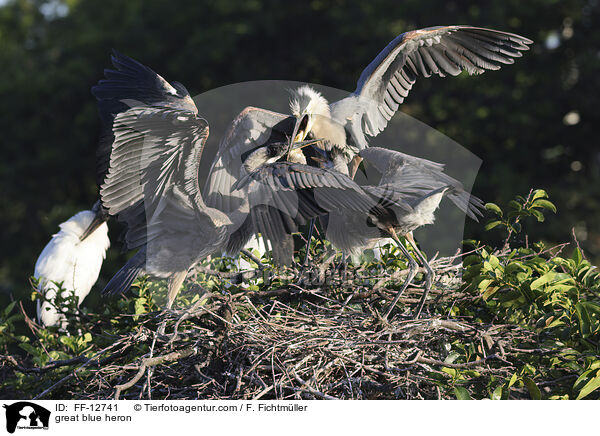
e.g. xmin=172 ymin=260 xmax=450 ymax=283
xmin=463 ymin=190 xmax=600 ymax=400
xmin=2 ymin=188 xmax=599 ymax=400
xmin=1 ymin=0 xmax=599 ymax=317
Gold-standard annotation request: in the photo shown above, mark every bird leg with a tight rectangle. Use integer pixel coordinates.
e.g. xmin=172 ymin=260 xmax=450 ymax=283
xmin=405 ymin=232 xmax=435 ymax=320
xmin=301 ymin=218 xmax=316 ymax=268
xmin=166 ymin=270 xmax=188 ymax=310
xmin=241 ymin=248 xmax=264 ymax=270
xmin=157 ymin=270 xmax=188 ymax=336
xmin=335 ymin=253 xmax=348 ymax=282
xmin=382 ymin=229 xmax=418 ymax=321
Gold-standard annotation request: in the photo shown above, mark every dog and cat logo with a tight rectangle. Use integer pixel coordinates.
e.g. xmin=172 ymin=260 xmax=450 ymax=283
xmin=3 ymin=402 xmax=50 ymax=433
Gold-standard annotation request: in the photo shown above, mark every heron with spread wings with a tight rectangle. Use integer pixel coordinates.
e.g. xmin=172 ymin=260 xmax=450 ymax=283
xmin=92 ymin=52 xmax=382 ymax=308
xmin=92 ymin=24 xmax=532 ymax=309
xmin=203 ymin=26 xmax=532 ymax=263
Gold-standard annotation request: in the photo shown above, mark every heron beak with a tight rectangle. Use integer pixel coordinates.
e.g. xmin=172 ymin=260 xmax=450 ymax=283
xmin=291 ymin=114 xmax=309 ymax=144
xmin=287 ymin=114 xmax=309 ymax=160
xmin=285 ymin=138 xmax=322 ymax=156
xmin=80 ymin=214 xmax=105 ymax=241
xmin=348 ymin=155 xmax=364 ymax=179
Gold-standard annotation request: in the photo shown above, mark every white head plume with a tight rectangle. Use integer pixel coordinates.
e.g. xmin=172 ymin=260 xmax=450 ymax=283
xmin=289 ymin=85 xmax=330 ymax=118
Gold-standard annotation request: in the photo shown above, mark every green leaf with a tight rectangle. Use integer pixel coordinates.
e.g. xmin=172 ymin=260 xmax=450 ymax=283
xmin=573 ymin=369 xmax=593 ymax=390
xmin=530 ymin=272 xmax=556 ymax=290
xmin=19 ymin=343 xmax=40 ymax=357
xmin=575 ymin=303 xmax=592 ymax=338
xmin=442 ymin=367 xmax=457 ymax=378
xmin=505 ymin=261 xmax=526 ymax=275
xmin=482 ymin=285 xmax=500 ymax=301
xmin=522 ymin=363 xmax=537 ymax=376
xmin=532 ymin=189 xmax=548 ymax=201
xmin=3 ymin=301 xmax=17 ymax=318
xmin=572 ymin=248 xmax=583 ymax=266
xmin=484 ymin=220 xmax=502 ymax=231
xmin=454 ymin=386 xmax=471 ymax=400
xmin=488 ymin=255 xmax=501 ymax=268
xmin=576 ymin=374 xmax=600 ymax=400
xmin=530 ymin=209 xmax=545 ymax=222
xmin=491 ymin=385 xmax=504 ymax=400
xmin=444 ymin=352 xmax=461 ymax=364
xmin=134 ymin=297 xmax=147 ymax=315
xmin=579 ymin=302 xmax=600 ymax=318
xmin=463 ymin=255 xmax=482 ymax=267
xmin=523 ymin=377 xmax=541 ymax=400
xmin=508 ymin=200 xmax=523 ymax=211
xmin=532 ymin=199 xmax=557 ymax=213
xmin=485 ymin=203 xmax=503 ymax=216
xmin=478 ymin=278 xmax=494 ymax=291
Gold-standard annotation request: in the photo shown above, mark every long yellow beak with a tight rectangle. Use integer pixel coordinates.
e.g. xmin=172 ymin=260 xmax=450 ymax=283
xmin=293 ymin=131 xmax=306 ymax=143
xmin=291 ymin=115 xmax=309 ymax=144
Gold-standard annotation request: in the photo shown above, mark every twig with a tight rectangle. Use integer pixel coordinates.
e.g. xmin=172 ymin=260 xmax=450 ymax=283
xmin=114 ymin=347 xmax=198 ymax=399
xmin=289 ymin=369 xmax=339 ymax=400
xmin=241 ymin=249 xmax=265 ymax=270
xmin=34 ymin=338 xmax=131 ymax=399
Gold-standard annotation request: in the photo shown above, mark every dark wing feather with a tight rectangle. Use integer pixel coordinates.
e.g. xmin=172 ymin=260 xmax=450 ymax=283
xmin=92 ymin=50 xmax=198 ymax=186
xmin=202 ymin=107 xmax=295 ymax=214
xmin=360 ymin=147 xmax=483 ymax=220
xmin=235 ymin=162 xmax=382 ymax=265
xmin=331 ymin=26 xmax=532 ymax=146
xmin=100 ymin=106 xmax=209 ymax=249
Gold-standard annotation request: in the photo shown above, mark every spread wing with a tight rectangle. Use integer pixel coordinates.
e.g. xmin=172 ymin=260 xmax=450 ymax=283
xmin=331 ymin=26 xmax=532 ymax=148
xmin=360 ymin=147 xmax=483 ymax=220
xmin=100 ymin=106 xmax=211 ymax=249
xmin=202 ymin=106 xmax=295 ymax=215
xmin=234 ymin=162 xmax=382 ymax=265
xmin=92 ymin=50 xmax=198 ymax=186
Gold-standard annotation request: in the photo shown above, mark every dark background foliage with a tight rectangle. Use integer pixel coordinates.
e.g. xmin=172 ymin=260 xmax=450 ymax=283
xmin=0 ymin=0 xmax=598 ymax=307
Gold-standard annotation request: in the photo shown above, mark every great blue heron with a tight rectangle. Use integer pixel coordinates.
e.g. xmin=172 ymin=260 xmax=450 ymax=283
xmin=322 ymin=147 xmax=484 ymax=319
xmin=34 ymin=201 xmax=110 ymax=327
xmin=92 ymin=52 xmax=384 ymax=306
xmin=94 ymin=23 xmax=533 ymax=303
xmin=288 ymin=26 xmax=532 ymax=163
xmin=92 ymin=54 xmax=232 ymax=308
xmin=283 ymin=26 xmax=531 ymax=262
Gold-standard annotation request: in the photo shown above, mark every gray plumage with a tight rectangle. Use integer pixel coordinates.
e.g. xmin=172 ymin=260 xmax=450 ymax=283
xmin=359 ymin=147 xmax=484 ymax=220
xmin=329 ymin=26 xmax=533 ymax=150
xmin=94 ymin=53 xmax=232 ymax=308
xmin=323 ymin=147 xmax=485 ymax=319
xmin=232 ymin=144 xmax=383 ymax=265
xmin=287 ymin=26 xmax=530 ymax=264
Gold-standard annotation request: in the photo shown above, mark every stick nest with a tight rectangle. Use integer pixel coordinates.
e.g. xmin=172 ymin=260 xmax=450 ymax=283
xmin=2 ymin=253 xmax=548 ymax=400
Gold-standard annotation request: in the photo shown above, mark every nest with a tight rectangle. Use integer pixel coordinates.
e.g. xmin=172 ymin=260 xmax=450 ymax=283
xmin=3 ymin=252 xmax=546 ymax=401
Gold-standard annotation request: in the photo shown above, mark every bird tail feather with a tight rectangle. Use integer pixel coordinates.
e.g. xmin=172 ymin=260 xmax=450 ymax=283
xmin=102 ymin=250 xmax=145 ymax=296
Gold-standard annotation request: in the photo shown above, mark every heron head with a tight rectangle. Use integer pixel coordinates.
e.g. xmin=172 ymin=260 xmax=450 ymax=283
xmin=289 ymin=86 xmax=330 ymax=143
xmin=242 ymin=141 xmax=288 ymax=173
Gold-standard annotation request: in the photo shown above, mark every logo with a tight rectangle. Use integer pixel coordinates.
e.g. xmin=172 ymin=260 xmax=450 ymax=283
xmin=3 ymin=402 xmax=50 ymax=434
